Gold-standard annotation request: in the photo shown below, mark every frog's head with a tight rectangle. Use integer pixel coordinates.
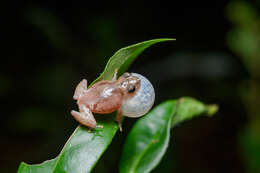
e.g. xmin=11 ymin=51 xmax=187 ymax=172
xmin=118 ymin=72 xmax=155 ymax=118
xmin=118 ymin=72 xmax=141 ymax=97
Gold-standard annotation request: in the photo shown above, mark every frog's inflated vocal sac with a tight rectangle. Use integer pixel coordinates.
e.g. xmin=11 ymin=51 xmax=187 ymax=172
xmin=71 ymin=71 xmax=155 ymax=131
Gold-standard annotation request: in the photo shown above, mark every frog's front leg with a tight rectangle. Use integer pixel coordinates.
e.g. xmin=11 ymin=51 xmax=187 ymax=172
xmin=73 ymin=79 xmax=88 ymax=100
xmin=116 ymin=107 xmax=124 ymax=132
xmin=71 ymin=104 xmax=97 ymax=128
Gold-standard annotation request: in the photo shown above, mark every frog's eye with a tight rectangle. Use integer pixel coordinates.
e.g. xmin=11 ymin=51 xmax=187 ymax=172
xmin=121 ymin=73 xmax=155 ymax=118
xmin=127 ymin=85 xmax=136 ymax=93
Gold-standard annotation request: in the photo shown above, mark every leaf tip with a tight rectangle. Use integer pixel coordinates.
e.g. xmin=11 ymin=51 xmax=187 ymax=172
xmin=159 ymin=38 xmax=176 ymax=41
xmin=206 ymin=104 xmax=219 ymax=117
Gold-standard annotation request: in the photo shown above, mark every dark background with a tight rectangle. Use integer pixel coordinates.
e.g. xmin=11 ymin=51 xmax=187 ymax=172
xmin=1 ymin=0 xmax=260 ymax=172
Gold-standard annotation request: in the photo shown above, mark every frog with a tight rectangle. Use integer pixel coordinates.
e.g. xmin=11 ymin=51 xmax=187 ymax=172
xmin=71 ymin=71 xmax=155 ymax=131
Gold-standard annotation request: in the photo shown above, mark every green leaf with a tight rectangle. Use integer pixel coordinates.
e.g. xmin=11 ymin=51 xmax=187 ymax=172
xmin=91 ymin=38 xmax=175 ymax=85
xmin=120 ymin=101 xmax=177 ymax=173
xmin=171 ymin=97 xmax=218 ymax=127
xmin=18 ymin=117 xmax=118 ymax=173
xmin=119 ymin=97 xmax=218 ymax=173
xmin=18 ymin=38 xmax=174 ymax=173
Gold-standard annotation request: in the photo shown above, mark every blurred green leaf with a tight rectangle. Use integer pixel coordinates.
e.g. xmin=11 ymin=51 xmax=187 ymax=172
xmin=171 ymin=97 xmax=218 ymax=127
xmin=120 ymin=97 xmax=217 ymax=173
xmin=240 ymin=129 xmax=260 ymax=173
xmin=226 ymin=1 xmax=258 ymax=27
xmin=18 ymin=38 xmax=174 ymax=173
xmin=227 ymin=29 xmax=259 ymax=64
xmin=226 ymin=0 xmax=260 ymax=76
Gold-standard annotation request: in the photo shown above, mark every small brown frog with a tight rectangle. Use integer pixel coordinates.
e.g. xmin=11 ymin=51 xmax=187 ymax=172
xmin=71 ymin=71 xmax=155 ymax=130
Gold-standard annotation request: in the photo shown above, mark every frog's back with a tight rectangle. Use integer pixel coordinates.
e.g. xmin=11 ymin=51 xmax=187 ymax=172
xmin=79 ymin=81 xmax=123 ymax=114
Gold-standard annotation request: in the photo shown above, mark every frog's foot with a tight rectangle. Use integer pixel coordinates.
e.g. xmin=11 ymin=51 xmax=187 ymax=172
xmin=118 ymin=123 xmax=123 ymax=132
xmin=96 ymin=125 xmax=104 ymax=128
xmin=71 ymin=106 xmax=96 ymax=128
xmin=73 ymin=79 xmax=88 ymax=100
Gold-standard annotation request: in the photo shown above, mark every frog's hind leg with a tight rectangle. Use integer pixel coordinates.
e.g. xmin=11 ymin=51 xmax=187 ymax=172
xmin=73 ymin=79 xmax=88 ymax=100
xmin=71 ymin=104 xmax=97 ymax=128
